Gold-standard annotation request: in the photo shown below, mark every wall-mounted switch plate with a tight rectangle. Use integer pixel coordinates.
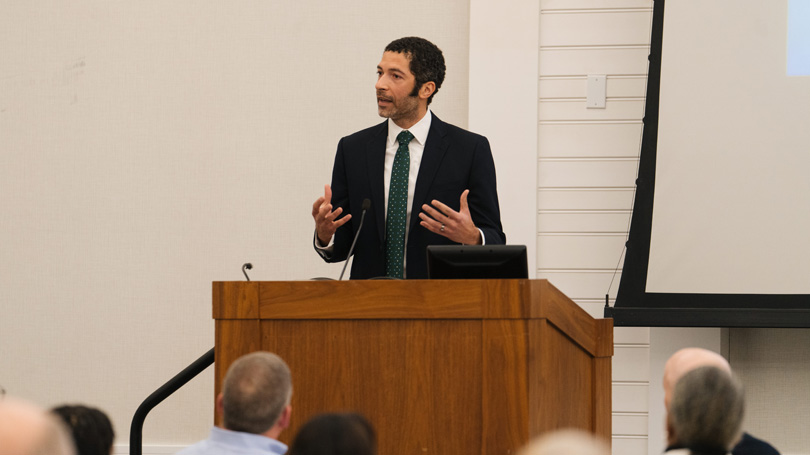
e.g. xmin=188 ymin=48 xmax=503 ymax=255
xmin=587 ymin=75 xmax=607 ymax=109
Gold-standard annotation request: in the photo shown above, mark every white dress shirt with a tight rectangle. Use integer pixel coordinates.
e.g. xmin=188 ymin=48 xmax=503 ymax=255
xmin=383 ymin=109 xmax=432 ymax=237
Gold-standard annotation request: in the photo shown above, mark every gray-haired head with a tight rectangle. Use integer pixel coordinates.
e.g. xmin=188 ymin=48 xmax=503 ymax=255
xmin=667 ymin=365 xmax=744 ymax=452
xmin=222 ymin=351 xmax=293 ymax=435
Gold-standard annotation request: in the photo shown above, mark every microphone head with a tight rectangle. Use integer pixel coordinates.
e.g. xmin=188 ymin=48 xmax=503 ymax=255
xmin=243 ymin=263 xmax=253 ymax=270
xmin=362 ymin=198 xmax=371 ymax=211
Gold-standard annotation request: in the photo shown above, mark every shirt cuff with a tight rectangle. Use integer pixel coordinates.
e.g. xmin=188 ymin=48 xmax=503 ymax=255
xmin=314 ymin=231 xmax=335 ymax=259
xmin=463 ymin=228 xmax=486 ymax=246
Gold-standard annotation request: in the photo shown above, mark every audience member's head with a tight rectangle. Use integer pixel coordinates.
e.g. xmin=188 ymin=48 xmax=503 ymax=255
xmin=288 ymin=413 xmax=376 ymax=455
xmin=0 ymin=396 xmax=76 ymax=455
xmin=51 ymin=405 xmax=114 ymax=455
xmin=663 ymin=348 xmax=732 ymax=409
xmin=517 ymin=429 xmax=610 ymax=455
xmin=218 ymin=351 xmax=293 ymax=439
xmin=667 ymin=366 xmax=744 ymax=453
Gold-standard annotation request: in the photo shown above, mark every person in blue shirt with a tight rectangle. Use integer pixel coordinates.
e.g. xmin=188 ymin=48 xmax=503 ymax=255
xmin=177 ymin=352 xmax=293 ymax=455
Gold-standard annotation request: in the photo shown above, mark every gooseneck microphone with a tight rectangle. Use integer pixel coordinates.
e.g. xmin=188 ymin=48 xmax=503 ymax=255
xmin=242 ymin=263 xmax=253 ymax=281
xmin=339 ymin=198 xmax=371 ymax=281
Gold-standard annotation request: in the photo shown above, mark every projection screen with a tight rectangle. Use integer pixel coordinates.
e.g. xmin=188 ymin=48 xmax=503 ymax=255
xmin=608 ymin=0 xmax=810 ymax=327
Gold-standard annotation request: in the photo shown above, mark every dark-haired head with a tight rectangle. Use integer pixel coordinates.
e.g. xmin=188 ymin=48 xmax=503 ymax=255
xmin=384 ymin=37 xmax=446 ymax=105
xmin=51 ymin=405 xmax=114 ymax=455
xmin=289 ymin=413 xmax=376 ymax=455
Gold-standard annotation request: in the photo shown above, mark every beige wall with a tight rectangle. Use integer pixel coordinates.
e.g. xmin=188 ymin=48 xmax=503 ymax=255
xmin=729 ymin=329 xmax=810 ymax=455
xmin=0 ymin=0 xmax=472 ymax=447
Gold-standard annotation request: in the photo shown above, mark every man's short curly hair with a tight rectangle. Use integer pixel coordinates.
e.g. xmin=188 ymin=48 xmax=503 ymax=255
xmin=384 ymin=37 xmax=446 ymax=105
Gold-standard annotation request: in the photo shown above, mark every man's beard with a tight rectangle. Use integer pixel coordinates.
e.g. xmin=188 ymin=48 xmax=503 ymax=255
xmin=377 ymin=93 xmax=420 ymax=121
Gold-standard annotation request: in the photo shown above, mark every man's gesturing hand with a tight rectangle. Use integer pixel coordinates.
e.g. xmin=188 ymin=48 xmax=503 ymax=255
xmin=312 ymin=184 xmax=352 ymax=246
xmin=419 ymin=189 xmax=482 ymax=245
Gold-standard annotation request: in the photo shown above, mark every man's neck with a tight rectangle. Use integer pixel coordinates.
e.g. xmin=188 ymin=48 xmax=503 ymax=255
xmin=262 ymin=425 xmax=283 ymax=441
xmin=392 ymin=107 xmax=428 ymax=130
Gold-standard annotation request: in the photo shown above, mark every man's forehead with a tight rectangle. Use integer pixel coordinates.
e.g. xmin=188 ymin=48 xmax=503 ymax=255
xmin=378 ymin=51 xmax=412 ymax=73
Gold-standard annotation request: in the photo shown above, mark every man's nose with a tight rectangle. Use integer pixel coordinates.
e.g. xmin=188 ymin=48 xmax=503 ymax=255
xmin=375 ymin=76 xmax=387 ymax=91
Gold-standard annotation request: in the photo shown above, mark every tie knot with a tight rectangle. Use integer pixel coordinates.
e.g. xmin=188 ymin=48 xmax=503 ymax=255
xmin=397 ymin=130 xmax=415 ymax=146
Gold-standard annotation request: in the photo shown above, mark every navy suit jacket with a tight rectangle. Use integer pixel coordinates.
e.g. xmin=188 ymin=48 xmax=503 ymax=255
xmin=319 ymin=115 xmax=506 ymax=279
xmin=665 ymin=432 xmax=780 ymax=455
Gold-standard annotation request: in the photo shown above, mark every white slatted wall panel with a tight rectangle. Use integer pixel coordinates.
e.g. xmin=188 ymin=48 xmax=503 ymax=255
xmin=538 ymin=1 xmax=652 ymax=454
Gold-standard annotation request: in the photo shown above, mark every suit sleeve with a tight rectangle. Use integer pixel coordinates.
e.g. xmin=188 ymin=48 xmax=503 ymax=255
xmin=468 ymin=136 xmax=506 ymax=245
xmin=314 ymin=138 xmax=354 ymax=263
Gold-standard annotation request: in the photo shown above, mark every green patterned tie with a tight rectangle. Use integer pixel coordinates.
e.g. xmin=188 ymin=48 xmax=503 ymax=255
xmin=384 ymin=130 xmax=414 ymax=278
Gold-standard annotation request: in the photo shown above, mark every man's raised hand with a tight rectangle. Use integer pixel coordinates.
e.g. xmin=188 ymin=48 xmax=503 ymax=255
xmin=418 ymin=189 xmax=482 ymax=245
xmin=312 ymin=184 xmax=352 ymax=246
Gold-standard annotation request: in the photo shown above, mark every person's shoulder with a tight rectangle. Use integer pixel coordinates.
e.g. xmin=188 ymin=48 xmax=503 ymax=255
xmin=174 ymin=439 xmax=210 ymax=455
xmin=341 ymin=121 xmax=387 ymax=144
xmin=432 ymin=115 xmax=487 ymax=142
xmin=733 ymin=432 xmax=780 ymax=455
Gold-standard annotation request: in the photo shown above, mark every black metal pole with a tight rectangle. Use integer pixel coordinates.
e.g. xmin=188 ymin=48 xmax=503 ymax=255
xmin=130 ymin=348 xmax=215 ymax=455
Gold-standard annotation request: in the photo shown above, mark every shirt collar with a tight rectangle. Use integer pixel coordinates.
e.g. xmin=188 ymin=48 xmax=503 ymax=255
xmin=387 ymin=109 xmax=432 ymax=147
xmin=209 ymin=426 xmax=288 ymax=455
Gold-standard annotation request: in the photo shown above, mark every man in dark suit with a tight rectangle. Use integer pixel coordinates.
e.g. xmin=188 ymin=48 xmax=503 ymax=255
xmin=663 ymin=348 xmax=780 ymax=455
xmin=312 ymin=37 xmax=505 ymax=279
xmin=666 ymin=366 xmax=745 ymax=455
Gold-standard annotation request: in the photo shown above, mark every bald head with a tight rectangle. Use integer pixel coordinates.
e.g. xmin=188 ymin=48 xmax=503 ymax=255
xmin=0 ymin=397 xmax=76 ymax=455
xmin=517 ymin=429 xmax=610 ymax=455
xmin=663 ymin=348 xmax=732 ymax=408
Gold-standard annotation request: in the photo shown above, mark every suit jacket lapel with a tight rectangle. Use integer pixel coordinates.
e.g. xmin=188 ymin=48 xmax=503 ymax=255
xmin=367 ymin=121 xmax=388 ymax=243
xmin=410 ymin=115 xmax=448 ymax=234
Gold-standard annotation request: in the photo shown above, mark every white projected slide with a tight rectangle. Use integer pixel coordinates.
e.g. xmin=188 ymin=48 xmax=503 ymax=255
xmin=646 ymin=0 xmax=810 ymax=294
xmin=788 ymin=0 xmax=810 ymax=75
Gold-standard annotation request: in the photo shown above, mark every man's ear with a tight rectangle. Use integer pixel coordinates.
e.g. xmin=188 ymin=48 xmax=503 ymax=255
xmin=419 ymin=81 xmax=436 ymax=100
xmin=665 ymin=413 xmax=677 ymax=446
xmin=215 ymin=393 xmax=224 ymax=416
xmin=277 ymin=405 xmax=292 ymax=430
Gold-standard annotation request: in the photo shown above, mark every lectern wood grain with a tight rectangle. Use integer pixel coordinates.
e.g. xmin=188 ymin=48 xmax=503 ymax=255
xmin=213 ymin=279 xmax=612 ymax=454
xmin=261 ymin=319 xmax=482 ymax=454
xmin=482 ymin=319 xmax=530 ymax=453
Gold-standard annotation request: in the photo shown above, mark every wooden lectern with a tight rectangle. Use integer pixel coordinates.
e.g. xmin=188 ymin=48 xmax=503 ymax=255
xmin=213 ymin=279 xmax=612 ymax=454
